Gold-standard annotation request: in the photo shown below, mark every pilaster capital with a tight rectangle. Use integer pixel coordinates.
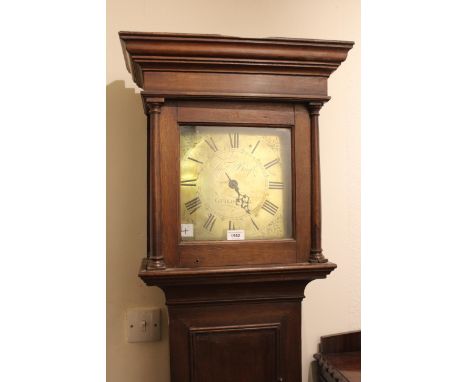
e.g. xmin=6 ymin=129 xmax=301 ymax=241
xmin=307 ymin=102 xmax=324 ymax=116
xmin=143 ymin=96 xmax=165 ymax=115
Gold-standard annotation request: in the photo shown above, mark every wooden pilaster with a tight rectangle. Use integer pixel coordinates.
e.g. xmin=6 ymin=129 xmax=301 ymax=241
xmin=146 ymin=98 xmax=166 ymax=270
xmin=308 ymin=102 xmax=327 ymax=263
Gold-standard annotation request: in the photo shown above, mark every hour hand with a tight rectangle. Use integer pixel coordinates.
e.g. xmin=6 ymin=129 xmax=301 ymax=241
xmin=225 ymin=173 xmax=239 ymax=192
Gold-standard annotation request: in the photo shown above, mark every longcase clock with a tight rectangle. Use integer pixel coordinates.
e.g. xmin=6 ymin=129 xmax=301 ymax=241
xmin=119 ymin=32 xmax=353 ymax=382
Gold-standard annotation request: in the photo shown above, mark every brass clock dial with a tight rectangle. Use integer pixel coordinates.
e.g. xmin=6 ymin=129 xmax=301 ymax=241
xmin=180 ymin=125 xmax=292 ymax=241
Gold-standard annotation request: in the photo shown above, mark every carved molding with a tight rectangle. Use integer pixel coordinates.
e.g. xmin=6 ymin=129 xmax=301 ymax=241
xmin=147 ymin=104 xmax=161 ymax=114
xmin=139 ymin=260 xmax=336 ymax=288
xmin=308 ymin=101 xmax=323 ymax=116
xmin=120 ymin=32 xmax=354 ymax=100
xmin=144 ymin=96 xmax=165 ymax=115
xmin=120 ymin=32 xmax=353 ymax=80
xmin=314 ymin=354 xmax=349 ymax=382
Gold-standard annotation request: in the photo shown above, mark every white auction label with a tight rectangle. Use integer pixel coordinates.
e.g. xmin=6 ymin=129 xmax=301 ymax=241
xmin=227 ymin=230 xmax=245 ymax=240
xmin=181 ymin=224 xmax=194 ymax=238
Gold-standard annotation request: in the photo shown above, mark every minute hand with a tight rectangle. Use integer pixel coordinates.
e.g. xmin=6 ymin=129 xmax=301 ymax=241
xmin=225 ymin=173 xmax=250 ymax=214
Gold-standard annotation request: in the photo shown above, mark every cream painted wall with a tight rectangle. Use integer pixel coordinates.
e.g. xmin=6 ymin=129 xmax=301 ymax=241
xmin=107 ymin=1 xmax=360 ymax=381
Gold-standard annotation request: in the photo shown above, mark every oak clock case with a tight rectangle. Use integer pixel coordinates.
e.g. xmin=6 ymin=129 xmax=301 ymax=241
xmin=119 ymin=32 xmax=353 ymax=382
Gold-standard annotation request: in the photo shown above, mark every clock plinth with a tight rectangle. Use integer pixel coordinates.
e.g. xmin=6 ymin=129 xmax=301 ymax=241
xmin=120 ymin=32 xmax=353 ymax=382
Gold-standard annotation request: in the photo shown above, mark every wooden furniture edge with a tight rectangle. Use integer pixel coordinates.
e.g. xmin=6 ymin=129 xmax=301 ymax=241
xmin=314 ymin=331 xmax=361 ymax=382
xmin=313 ymin=353 xmax=352 ymax=382
xmin=139 ymin=260 xmax=337 ymax=286
xmin=141 ymin=91 xmax=331 ymax=109
xmin=319 ymin=330 xmax=361 ymax=353
xmin=119 ymin=31 xmax=355 ymax=47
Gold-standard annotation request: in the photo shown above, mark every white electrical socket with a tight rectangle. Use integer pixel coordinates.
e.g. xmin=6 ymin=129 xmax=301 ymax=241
xmin=126 ymin=308 xmax=161 ymax=343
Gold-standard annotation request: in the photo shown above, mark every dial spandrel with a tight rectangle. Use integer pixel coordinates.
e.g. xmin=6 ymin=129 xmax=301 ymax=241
xmin=180 ymin=125 xmax=292 ymax=241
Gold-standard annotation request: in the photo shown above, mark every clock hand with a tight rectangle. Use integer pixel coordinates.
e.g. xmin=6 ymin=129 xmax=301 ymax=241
xmin=238 ymin=193 xmax=251 ymax=214
xmin=225 ymin=172 xmax=240 ymax=194
xmin=226 ymin=173 xmax=251 ymax=214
